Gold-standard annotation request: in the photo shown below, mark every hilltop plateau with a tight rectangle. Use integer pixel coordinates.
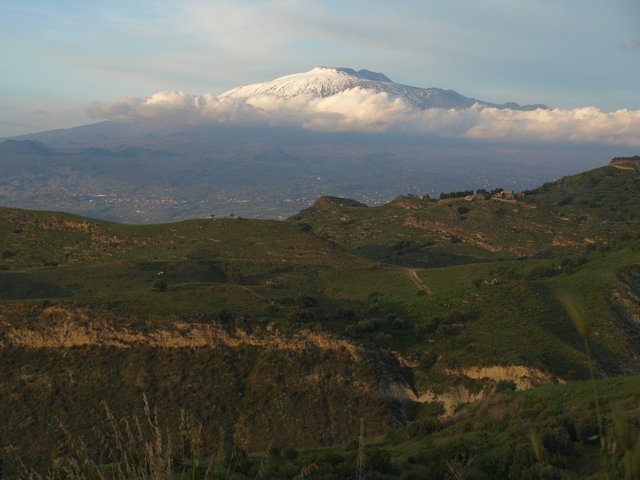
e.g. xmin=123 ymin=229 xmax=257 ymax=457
xmin=0 ymin=157 xmax=639 ymax=478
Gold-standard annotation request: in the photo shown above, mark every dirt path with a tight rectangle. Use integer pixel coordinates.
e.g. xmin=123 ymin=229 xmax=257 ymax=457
xmin=404 ymin=268 xmax=432 ymax=294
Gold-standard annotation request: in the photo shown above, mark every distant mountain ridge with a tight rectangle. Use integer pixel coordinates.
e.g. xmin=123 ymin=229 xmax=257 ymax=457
xmin=220 ymin=66 xmax=550 ymax=111
xmin=0 ymin=139 xmax=176 ymax=160
xmin=0 ymin=139 xmax=54 ymax=156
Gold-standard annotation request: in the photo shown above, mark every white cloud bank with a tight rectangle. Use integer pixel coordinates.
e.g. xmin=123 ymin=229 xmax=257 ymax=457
xmin=87 ymin=89 xmax=640 ymax=147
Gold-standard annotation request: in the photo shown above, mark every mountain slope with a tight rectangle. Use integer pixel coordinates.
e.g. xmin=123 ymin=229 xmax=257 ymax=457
xmin=220 ymin=66 xmax=549 ymax=111
xmin=0 ymin=139 xmax=53 ymax=156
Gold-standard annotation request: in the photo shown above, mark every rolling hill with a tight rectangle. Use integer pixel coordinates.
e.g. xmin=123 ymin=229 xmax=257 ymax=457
xmin=0 ymin=157 xmax=639 ymax=477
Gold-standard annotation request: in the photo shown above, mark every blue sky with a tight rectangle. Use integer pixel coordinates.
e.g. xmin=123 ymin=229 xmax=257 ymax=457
xmin=1 ymin=0 xmax=639 ymax=137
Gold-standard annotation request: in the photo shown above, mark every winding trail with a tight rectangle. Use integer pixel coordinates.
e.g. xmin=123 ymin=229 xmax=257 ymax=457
xmin=403 ymin=268 xmax=432 ymax=294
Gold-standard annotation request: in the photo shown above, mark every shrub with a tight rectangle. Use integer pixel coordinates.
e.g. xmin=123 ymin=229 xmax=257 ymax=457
xmin=152 ymin=279 xmax=168 ymax=292
xmin=436 ymin=324 xmax=455 ymax=336
xmin=558 ymin=195 xmax=573 ymax=206
xmin=345 ymin=324 xmax=361 ymax=337
xmin=398 ymin=469 xmax=427 ymax=480
xmin=227 ymin=266 xmax=244 ymax=285
xmin=358 ymin=318 xmax=381 ymax=332
xmin=317 ymin=450 xmax=344 ymax=466
xmin=495 ymin=380 xmax=517 ymax=393
xmin=416 ymin=440 xmax=469 ymax=479
xmin=572 ymin=255 xmax=588 ymax=266
xmin=385 ymin=427 xmax=405 ymax=443
xmin=446 ymin=311 xmax=465 ymax=324
xmin=225 ymin=446 xmax=251 ymax=474
xmin=345 ymin=439 xmax=359 ymax=451
xmin=263 ymin=303 xmax=280 ymax=315
xmin=268 ymin=444 xmax=281 ymax=458
xmin=523 ymin=265 xmax=556 ymax=280
xmin=576 ymin=413 xmax=600 ymax=441
xmin=419 ymin=353 xmax=437 ymax=369
xmin=414 ymin=324 xmax=429 ymax=337
xmin=391 ymin=317 xmax=405 ymax=329
xmin=426 ymin=317 xmax=442 ymax=332
xmin=618 ymin=231 xmax=634 ymax=242
xmin=491 ymin=265 xmax=518 ymax=279
xmin=393 ymin=240 xmax=422 ymax=253
xmin=337 ymin=308 xmax=356 ymax=320
xmin=368 ymin=304 xmax=381 ymax=314
xmin=407 ymin=418 xmax=443 ymax=438
xmin=295 ymin=295 xmax=316 ymax=308
xmin=283 ymin=447 xmax=298 ymax=460
xmin=478 ymin=451 xmax=507 ymax=480
xmin=506 ymin=442 xmax=538 ymax=479
xmin=365 ymin=447 xmax=391 ymax=473
xmin=543 ymin=415 xmax=578 ymax=442
xmin=541 ymin=427 xmax=574 ymax=457
xmin=287 ymin=307 xmax=315 ymax=322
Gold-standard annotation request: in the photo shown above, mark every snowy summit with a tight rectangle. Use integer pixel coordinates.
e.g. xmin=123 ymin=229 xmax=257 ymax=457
xmin=220 ymin=67 xmax=549 ymax=111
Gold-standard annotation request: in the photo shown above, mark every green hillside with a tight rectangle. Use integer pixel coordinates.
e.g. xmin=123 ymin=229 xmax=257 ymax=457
xmin=0 ymin=158 xmax=640 ymax=478
xmin=288 ymin=162 xmax=640 ymax=267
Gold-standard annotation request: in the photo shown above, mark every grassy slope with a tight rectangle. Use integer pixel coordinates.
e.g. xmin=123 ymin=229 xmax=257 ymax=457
xmin=2 ymin=164 xmax=639 ymax=377
xmin=1 ymin=160 xmax=640 ymax=476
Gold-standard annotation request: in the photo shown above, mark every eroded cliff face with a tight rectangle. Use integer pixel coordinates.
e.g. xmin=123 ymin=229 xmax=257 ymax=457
xmin=2 ymin=305 xmax=363 ymax=360
xmin=610 ymin=156 xmax=640 ymax=171
xmin=607 ymin=267 xmax=640 ymax=373
xmin=0 ymin=304 xmax=399 ymax=473
xmin=408 ymin=365 xmax=564 ymax=417
xmin=0 ymin=303 xmax=567 ymax=471
xmin=371 ymin=361 xmax=563 ymax=421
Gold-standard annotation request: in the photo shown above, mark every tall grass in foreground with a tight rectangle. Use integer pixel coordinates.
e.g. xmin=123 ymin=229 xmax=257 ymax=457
xmin=560 ymin=297 xmax=640 ymax=480
xmin=562 ymin=297 xmax=604 ymax=445
xmin=18 ymin=395 xmax=213 ymax=480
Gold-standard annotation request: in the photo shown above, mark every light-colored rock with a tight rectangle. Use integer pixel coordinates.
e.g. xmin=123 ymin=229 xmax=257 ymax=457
xmin=3 ymin=307 xmax=363 ymax=360
xmin=413 ymin=365 xmax=564 ymax=417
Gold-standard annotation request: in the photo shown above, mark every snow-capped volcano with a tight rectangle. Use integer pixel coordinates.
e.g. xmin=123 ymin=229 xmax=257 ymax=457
xmin=220 ymin=67 xmax=549 ymax=111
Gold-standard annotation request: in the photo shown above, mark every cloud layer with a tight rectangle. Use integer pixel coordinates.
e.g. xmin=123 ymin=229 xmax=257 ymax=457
xmin=87 ymin=89 xmax=640 ymax=147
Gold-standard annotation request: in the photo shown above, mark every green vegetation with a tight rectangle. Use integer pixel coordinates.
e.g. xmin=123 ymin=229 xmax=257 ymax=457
xmin=1 ymin=157 xmax=640 ymax=478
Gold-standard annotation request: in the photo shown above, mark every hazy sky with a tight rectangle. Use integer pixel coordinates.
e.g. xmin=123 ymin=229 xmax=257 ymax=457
xmin=1 ymin=0 xmax=639 ymax=137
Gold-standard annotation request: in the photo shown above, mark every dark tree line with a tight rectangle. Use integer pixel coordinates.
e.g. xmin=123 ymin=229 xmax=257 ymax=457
xmin=439 ymin=190 xmax=474 ymax=200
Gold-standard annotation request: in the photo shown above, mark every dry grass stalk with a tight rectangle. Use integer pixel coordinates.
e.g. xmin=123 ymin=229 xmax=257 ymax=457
xmin=560 ymin=296 xmax=640 ymax=479
xmin=294 ymin=463 xmax=318 ymax=480
xmin=446 ymin=451 xmax=473 ymax=480
xmin=529 ymin=427 xmax=544 ymax=464
xmin=13 ymin=396 xmax=216 ymax=480
xmin=560 ymin=296 xmax=604 ymax=445
xmin=611 ymin=405 xmax=640 ymax=479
